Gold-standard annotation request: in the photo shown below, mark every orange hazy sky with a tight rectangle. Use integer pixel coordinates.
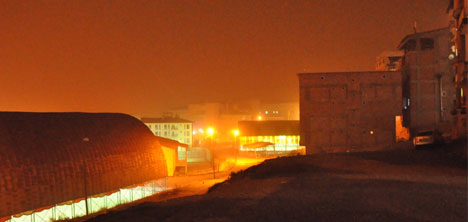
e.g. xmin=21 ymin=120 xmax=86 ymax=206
xmin=0 ymin=0 xmax=449 ymax=116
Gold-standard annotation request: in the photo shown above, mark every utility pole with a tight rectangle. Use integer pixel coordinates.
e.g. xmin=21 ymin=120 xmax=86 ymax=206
xmin=82 ymin=137 xmax=90 ymax=215
xmin=211 ymin=136 xmax=216 ymax=179
xmin=83 ymin=160 xmax=89 ymax=215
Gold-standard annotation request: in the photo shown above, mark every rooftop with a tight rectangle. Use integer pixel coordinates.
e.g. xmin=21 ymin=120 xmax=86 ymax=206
xmin=238 ymin=120 xmax=299 ymax=136
xmin=141 ymin=117 xmax=192 ymax=123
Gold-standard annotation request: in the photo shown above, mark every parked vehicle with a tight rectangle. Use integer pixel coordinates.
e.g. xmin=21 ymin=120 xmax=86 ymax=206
xmin=412 ymin=130 xmax=442 ymax=148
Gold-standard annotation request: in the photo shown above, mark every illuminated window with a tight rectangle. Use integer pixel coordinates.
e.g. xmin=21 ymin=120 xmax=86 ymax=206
xmin=177 ymin=147 xmax=186 ymax=160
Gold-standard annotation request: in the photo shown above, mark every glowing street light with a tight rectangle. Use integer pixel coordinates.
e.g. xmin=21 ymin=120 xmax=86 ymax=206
xmin=257 ymin=115 xmax=262 ymax=121
xmin=232 ymin=129 xmax=239 ymax=137
xmin=207 ymin=127 xmax=215 ymax=137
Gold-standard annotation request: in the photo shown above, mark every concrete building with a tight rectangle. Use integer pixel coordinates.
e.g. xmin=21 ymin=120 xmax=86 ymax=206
xmin=0 ymin=112 xmax=168 ymax=221
xmin=447 ymin=0 xmax=468 ymax=139
xmin=298 ymin=71 xmax=402 ymax=154
xmin=156 ymin=136 xmax=188 ymax=176
xmin=141 ymin=116 xmax=193 ymax=146
xmin=238 ymin=120 xmax=303 ymax=155
xmin=376 ymin=51 xmax=404 ymax=71
xmin=398 ymin=28 xmax=456 ymax=136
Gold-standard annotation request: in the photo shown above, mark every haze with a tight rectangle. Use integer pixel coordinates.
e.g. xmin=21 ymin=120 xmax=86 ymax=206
xmin=0 ymin=0 xmax=449 ymax=116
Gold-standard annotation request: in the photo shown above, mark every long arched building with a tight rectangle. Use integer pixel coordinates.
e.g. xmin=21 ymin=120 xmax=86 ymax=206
xmin=0 ymin=112 xmax=168 ymax=219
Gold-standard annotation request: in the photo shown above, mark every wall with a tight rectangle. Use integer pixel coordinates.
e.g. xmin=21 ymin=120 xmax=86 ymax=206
xmin=299 ymin=71 xmax=402 ymax=154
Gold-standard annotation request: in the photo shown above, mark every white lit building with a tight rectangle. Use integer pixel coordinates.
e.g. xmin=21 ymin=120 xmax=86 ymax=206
xmin=141 ymin=116 xmax=193 ymax=146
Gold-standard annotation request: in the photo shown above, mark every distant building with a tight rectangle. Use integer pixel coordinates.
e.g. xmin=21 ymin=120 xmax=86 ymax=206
xmin=238 ymin=120 xmax=303 ymax=155
xmin=298 ymin=71 xmax=402 ymax=154
xmin=398 ymin=28 xmax=456 ymax=136
xmin=447 ymin=0 xmax=467 ymax=139
xmin=375 ymin=51 xmax=404 ymax=71
xmin=141 ymin=116 xmax=193 ymax=146
xmin=167 ymin=100 xmax=299 ymax=144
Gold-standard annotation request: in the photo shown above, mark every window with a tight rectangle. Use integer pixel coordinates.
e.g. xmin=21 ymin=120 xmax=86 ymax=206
xmin=420 ymin=38 xmax=434 ymax=50
xmin=177 ymin=147 xmax=186 ymax=160
xmin=404 ymin=39 xmax=417 ymax=51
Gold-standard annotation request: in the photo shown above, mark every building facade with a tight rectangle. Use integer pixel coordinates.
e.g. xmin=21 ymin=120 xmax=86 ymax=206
xmin=398 ymin=28 xmax=456 ymax=136
xmin=156 ymin=137 xmax=188 ymax=176
xmin=298 ymin=71 xmax=402 ymax=154
xmin=238 ymin=120 xmax=302 ymax=155
xmin=448 ymin=0 xmax=468 ymax=139
xmin=141 ymin=116 xmax=193 ymax=146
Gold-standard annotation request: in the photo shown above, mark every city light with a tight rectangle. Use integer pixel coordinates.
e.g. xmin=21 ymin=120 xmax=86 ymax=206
xmin=207 ymin=127 xmax=215 ymax=137
xmin=257 ymin=115 xmax=262 ymax=120
xmin=233 ymin=129 xmax=239 ymax=136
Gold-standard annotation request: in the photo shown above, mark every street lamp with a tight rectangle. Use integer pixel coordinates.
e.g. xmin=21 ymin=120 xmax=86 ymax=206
xmin=232 ymin=129 xmax=239 ymax=137
xmin=232 ymin=129 xmax=240 ymax=167
xmin=206 ymin=127 xmax=216 ymax=179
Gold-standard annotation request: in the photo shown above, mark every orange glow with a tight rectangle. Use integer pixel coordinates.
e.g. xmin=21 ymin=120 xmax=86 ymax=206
xmin=233 ymin=129 xmax=239 ymax=136
xmin=206 ymin=127 xmax=215 ymax=137
xmin=257 ymin=116 xmax=263 ymax=121
xmin=395 ymin=116 xmax=410 ymax=142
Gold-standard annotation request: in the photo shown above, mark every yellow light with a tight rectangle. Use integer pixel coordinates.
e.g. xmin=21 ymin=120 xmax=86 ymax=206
xmin=233 ymin=129 xmax=239 ymax=136
xmin=370 ymin=130 xmax=374 ymax=135
xmin=257 ymin=115 xmax=262 ymax=120
xmin=207 ymin=127 xmax=215 ymax=137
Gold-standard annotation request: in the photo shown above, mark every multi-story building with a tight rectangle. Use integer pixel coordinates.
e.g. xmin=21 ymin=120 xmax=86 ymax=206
xmin=448 ymin=0 xmax=468 ymax=139
xmin=376 ymin=51 xmax=404 ymax=71
xmin=398 ymin=28 xmax=456 ymax=136
xmin=141 ymin=116 xmax=193 ymax=146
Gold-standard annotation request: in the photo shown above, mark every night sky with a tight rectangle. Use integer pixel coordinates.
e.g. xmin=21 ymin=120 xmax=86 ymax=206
xmin=0 ymin=0 xmax=449 ymax=116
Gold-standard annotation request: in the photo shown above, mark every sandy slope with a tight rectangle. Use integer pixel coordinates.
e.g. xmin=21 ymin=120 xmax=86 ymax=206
xmin=87 ymin=146 xmax=467 ymax=222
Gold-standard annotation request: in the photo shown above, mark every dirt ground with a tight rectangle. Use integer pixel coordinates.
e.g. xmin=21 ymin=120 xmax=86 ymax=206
xmin=87 ymin=144 xmax=467 ymax=222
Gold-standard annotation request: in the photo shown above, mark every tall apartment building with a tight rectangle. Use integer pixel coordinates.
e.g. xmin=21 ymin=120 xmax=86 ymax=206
xmin=448 ymin=0 xmax=468 ymax=139
xmin=141 ymin=116 xmax=193 ymax=146
xmin=398 ymin=28 xmax=456 ymax=136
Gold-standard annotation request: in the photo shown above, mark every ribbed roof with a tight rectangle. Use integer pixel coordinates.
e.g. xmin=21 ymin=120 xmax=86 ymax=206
xmin=0 ymin=112 xmax=167 ymax=218
xmin=156 ymin=136 xmax=189 ymax=148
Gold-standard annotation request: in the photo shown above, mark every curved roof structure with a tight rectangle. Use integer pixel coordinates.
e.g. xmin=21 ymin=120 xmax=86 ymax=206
xmin=0 ymin=112 xmax=167 ymax=218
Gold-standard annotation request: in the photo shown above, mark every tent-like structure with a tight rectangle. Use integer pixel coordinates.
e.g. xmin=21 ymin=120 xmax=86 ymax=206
xmin=0 ymin=112 xmax=167 ymax=218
